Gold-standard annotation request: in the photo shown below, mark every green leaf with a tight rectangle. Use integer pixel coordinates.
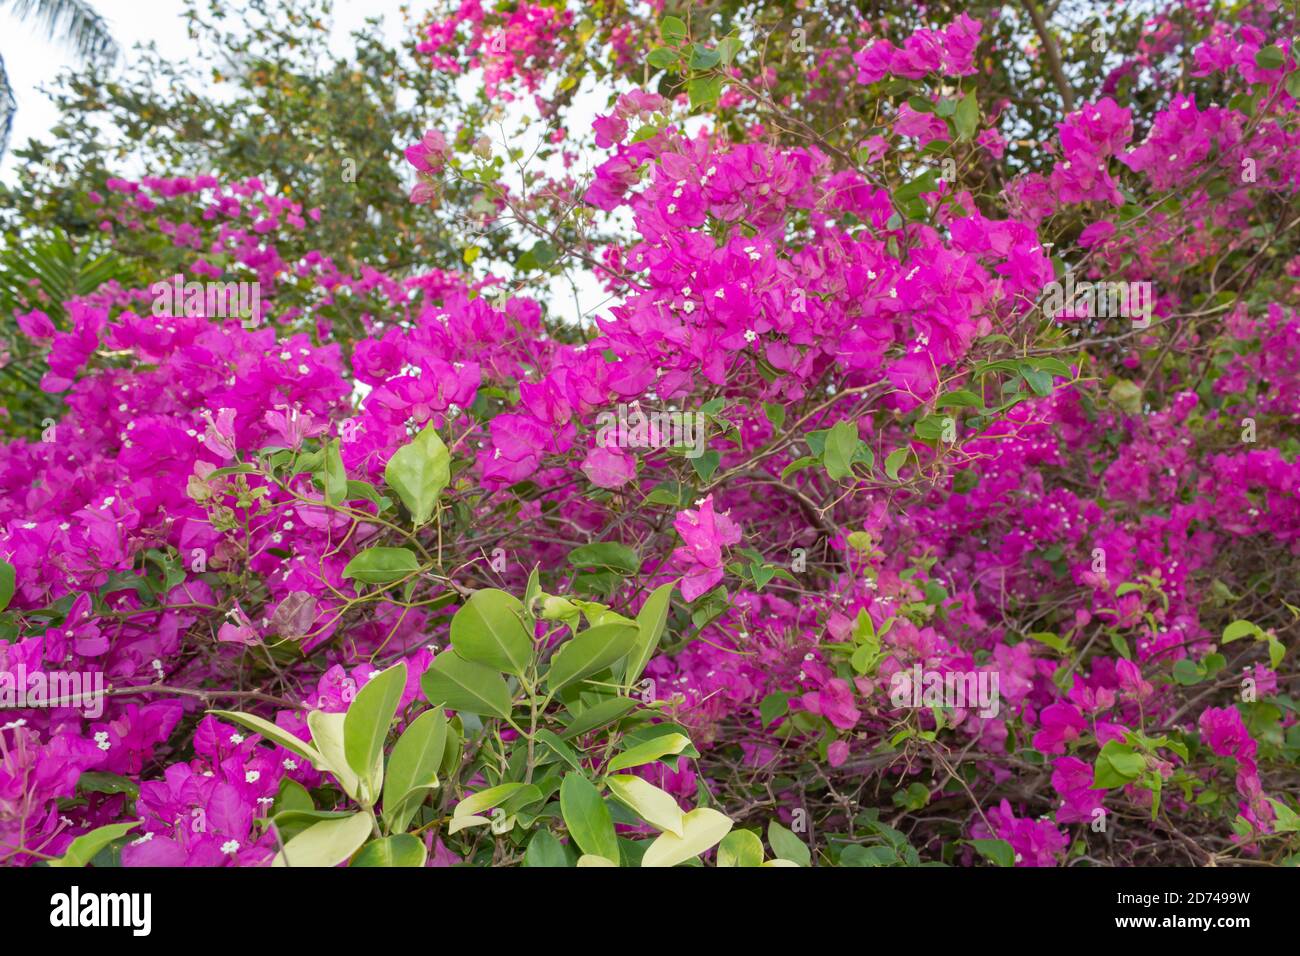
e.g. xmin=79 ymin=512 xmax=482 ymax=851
xmin=351 ymin=834 xmax=427 ymax=867
xmin=660 ymin=15 xmax=687 ymax=43
xmin=689 ymin=43 xmax=721 ymax=70
xmin=642 ymin=807 xmax=732 ymax=867
xmin=560 ymin=696 xmax=640 ymax=739
xmin=1109 ymin=379 xmax=1143 ymax=414
xmin=536 ymin=728 xmax=583 ymax=771
xmin=76 ymin=771 xmax=140 ymax=798
xmin=344 ymin=662 xmax=407 ymax=796
xmin=767 ymin=820 xmax=811 ymax=866
xmin=884 ymin=448 xmax=910 ymax=481
xmin=0 ymin=558 xmax=14 ymax=612
xmin=382 ymin=708 xmax=447 ymax=832
xmin=345 ymin=480 xmax=387 ymax=509
xmin=622 ymin=581 xmax=675 ymax=686
xmin=687 ymin=74 xmax=723 ymax=111
xmin=1021 ymin=366 xmax=1054 ymax=397
xmin=530 ymin=241 xmax=557 ymax=268
xmin=759 ymin=692 xmax=790 ymax=728
xmin=954 ymin=92 xmax=980 ymax=140
xmin=606 ymin=774 xmax=684 ymax=836
xmin=323 ymin=438 xmax=347 ymax=506
xmin=451 ymin=588 xmax=533 ymax=676
xmin=781 ymin=456 xmax=819 ymax=480
xmin=717 ymin=36 xmax=741 ymax=66
xmin=48 ymin=821 xmax=140 ymax=867
xmin=560 ymin=773 xmax=620 ymax=861
xmin=1267 ymin=798 xmax=1300 ymax=834
xmin=717 ymin=828 xmax=765 ymax=867
xmin=841 ymin=844 xmax=897 ymax=866
xmin=545 ymin=622 xmax=640 ymax=693
xmin=1093 ymin=740 xmax=1145 ymax=788
xmin=1222 ymin=619 xmax=1262 ymax=643
xmin=647 ymin=47 xmax=677 ymax=70
xmin=1028 ymin=631 xmax=1069 ymax=654
xmin=690 ymin=449 xmax=720 ymax=481
xmin=607 ymin=732 xmax=690 ymax=773
xmin=1172 ymin=658 xmax=1205 ymax=686
xmin=209 ymin=710 xmax=323 ymax=768
xmin=449 ymin=783 xmax=537 ymax=833
xmin=307 ymin=711 xmax=363 ymax=800
xmin=342 ymin=546 xmax=420 ymax=586
xmin=420 ymin=650 xmax=514 ymax=719
xmin=1255 ymin=45 xmax=1285 ymax=70
xmin=1268 ymin=636 xmax=1286 ymax=669
xmin=383 ymin=423 xmax=450 ymax=527
xmin=568 ymin=542 xmax=641 ymax=574
xmin=967 ymin=838 xmax=1014 ymax=867
xmin=523 ymin=828 xmax=572 ymax=867
xmin=1286 ymin=71 xmax=1300 ymax=100
xmin=273 ymin=777 xmax=314 ymax=817
xmin=823 ymin=418 xmax=861 ymax=480
xmin=936 ymin=389 xmax=983 ymax=409
xmin=913 ymin=415 xmax=947 ymax=441
xmin=272 ymin=811 xmax=372 ymax=867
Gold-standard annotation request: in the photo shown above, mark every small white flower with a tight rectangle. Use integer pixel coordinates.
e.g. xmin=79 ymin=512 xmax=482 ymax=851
xmin=229 ymin=733 xmax=245 ymax=745
xmin=743 ymin=329 xmax=758 ymax=343
xmin=283 ymin=759 xmax=298 ymax=771
xmin=245 ymin=770 xmax=261 ymax=784
xmin=131 ymin=831 xmax=156 ymax=846
xmin=221 ymin=840 xmax=240 ymax=854
xmin=682 ymin=301 xmax=695 ymax=314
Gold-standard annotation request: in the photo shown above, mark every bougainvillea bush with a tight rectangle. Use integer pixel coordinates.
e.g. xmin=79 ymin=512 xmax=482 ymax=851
xmin=1 ymin=0 xmax=1299 ymax=868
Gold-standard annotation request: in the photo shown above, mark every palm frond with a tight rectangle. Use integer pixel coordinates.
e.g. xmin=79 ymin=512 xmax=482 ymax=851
xmin=0 ymin=0 xmax=118 ymax=63
xmin=0 ymin=231 xmax=134 ymax=323
xmin=0 ymin=53 xmax=14 ymax=156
